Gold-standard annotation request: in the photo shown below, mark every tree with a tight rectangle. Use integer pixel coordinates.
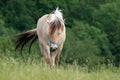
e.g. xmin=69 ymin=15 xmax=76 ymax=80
xmin=61 ymin=20 xmax=112 ymax=66
xmin=92 ymin=1 xmax=120 ymax=65
xmin=2 ymin=0 xmax=36 ymax=31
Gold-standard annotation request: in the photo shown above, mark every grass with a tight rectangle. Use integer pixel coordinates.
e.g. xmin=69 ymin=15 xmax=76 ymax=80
xmin=0 ymin=57 xmax=120 ymax=80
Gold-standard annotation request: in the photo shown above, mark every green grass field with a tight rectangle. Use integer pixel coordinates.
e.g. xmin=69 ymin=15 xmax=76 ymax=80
xmin=0 ymin=57 xmax=119 ymax=80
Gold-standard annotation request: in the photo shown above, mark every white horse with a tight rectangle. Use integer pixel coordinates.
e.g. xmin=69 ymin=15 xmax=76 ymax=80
xmin=15 ymin=8 xmax=66 ymax=67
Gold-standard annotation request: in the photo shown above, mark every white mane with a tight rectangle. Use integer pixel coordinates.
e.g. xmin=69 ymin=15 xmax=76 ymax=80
xmin=49 ymin=8 xmax=63 ymax=23
xmin=54 ymin=7 xmax=63 ymax=19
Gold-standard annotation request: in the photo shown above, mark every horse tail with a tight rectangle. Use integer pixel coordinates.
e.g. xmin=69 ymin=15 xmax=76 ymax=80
xmin=15 ymin=29 xmax=38 ymax=53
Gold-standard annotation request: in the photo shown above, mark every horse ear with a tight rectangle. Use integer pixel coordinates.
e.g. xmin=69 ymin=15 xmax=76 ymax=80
xmin=46 ymin=18 xmax=50 ymax=24
xmin=46 ymin=15 xmax=50 ymax=24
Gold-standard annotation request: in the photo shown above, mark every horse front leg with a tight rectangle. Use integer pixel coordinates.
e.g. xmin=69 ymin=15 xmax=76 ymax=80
xmin=55 ymin=43 xmax=64 ymax=67
xmin=41 ymin=44 xmax=51 ymax=65
xmin=51 ymin=51 xmax=58 ymax=68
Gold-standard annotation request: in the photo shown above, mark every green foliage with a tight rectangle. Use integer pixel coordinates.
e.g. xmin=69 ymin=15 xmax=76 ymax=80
xmin=92 ymin=1 xmax=120 ymax=65
xmin=2 ymin=0 xmax=36 ymax=30
xmin=62 ymin=21 xmax=112 ymax=66
xmin=0 ymin=0 xmax=120 ymax=66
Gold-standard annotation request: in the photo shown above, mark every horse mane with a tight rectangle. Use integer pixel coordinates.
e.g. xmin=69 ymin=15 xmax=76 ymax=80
xmin=50 ymin=18 xmax=64 ymax=35
xmin=49 ymin=8 xmax=64 ymax=35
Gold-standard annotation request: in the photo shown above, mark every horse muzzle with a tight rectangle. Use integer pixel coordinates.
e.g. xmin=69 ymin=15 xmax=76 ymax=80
xmin=50 ymin=47 xmax=58 ymax=52
xmin=49 ymin=40 xmax=59 ymax=52
xmin=50 ymin=46 xmax=58 ymax=52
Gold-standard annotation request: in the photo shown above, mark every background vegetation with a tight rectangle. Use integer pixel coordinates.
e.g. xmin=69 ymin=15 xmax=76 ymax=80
xmin=0 ymin=0 xmax=120 ymax=68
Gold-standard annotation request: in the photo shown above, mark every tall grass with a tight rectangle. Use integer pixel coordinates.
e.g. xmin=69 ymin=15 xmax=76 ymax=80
xmin=0 ymin=56 xmax=119 ymax=80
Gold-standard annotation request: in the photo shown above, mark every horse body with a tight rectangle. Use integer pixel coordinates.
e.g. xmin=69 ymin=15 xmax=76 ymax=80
xmin=15 ymin=8 xmax=66 ymax=67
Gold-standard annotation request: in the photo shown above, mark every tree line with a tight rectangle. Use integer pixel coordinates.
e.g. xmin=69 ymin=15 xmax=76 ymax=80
xmin=0 ymin=0 xmax=120 ymax=67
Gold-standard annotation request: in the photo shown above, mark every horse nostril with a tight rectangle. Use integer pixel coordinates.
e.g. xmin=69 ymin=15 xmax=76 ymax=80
xmin=50 ymin=47 xmax=52 ymax=50
xmin=50 ymin=47 xmax=58 ymax=52
xmin=55 ymin=47 xmax=58 ymax=50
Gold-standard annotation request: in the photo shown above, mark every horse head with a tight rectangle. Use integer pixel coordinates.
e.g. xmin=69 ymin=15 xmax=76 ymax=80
xmin=47 ymin=8 xmax=64 ymax=52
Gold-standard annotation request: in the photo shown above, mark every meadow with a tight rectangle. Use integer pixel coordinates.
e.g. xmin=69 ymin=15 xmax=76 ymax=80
xmin=0 ymin=1 xmax=120 ymax=80
xmin=0 ymin=57 xmax=119 ymax=80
